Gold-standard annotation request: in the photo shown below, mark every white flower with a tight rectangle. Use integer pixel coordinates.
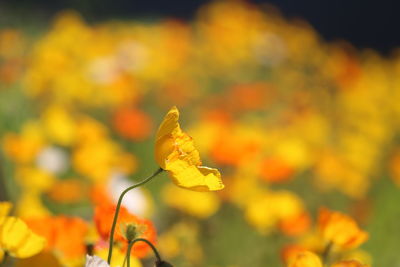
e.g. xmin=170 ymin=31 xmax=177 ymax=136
xmin=85 ymin=255 xmax=110 ymax=267
xmin=109 ymin=172 xmax=152 ymax=216
xmin=36 ymin=146 xmax=68 ymax=174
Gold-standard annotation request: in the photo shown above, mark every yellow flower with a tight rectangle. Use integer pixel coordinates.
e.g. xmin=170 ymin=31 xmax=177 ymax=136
xmin=287 ymin=251 xmax=322 ymax=267
xmin=16 ymin=192 xmax=50 ymax=218
xmin=245 ymin=190 xmax=305 ymax=234
xmin=162 ymin=184 xmax=220 ymax=218
xmin=16 ymin=167 xmax=55 ymax=192
xmin=340 ymin=249 xmax=372 ymax=266
xmin=0 ymin=202 xmax=45 ymax=259
xmin=41 ymin=105 xmax=77 ymax=146
xmin=2 ymin=121 xmax=45 ymax=164
xmin=157 ymin=222 xmax=203 ymax=264
xmin=95 ymin=247 xmax=142 ymax=267
xmin=155 ymin=106 xmax=224 ymax=191
xmin=331 ymin=260 xmax=370 ymax=267
xmin=318 ymin=208 xmax=368 ymax=250
xmin=0 ymin=202 xmax=12 ymax=217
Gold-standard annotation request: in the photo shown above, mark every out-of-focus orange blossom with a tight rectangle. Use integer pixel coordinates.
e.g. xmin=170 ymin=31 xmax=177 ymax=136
xmin=318 ymin=208 xmax=368 ymax=250
xmin=112 ymin=107 xmax=153 ymax=141
xmin=94 ymin=204 xmax=156 ymax=258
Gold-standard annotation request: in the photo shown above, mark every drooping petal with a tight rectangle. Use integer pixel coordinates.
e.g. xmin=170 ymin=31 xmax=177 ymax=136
xmin=165 ymin=159 xmax=224 ymax=191
xmin=155 ymin=106 xmax=224 ymax=191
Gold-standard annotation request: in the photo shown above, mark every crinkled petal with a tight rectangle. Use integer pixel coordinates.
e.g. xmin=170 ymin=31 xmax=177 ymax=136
xmin=168 ymin=132 xmax=201 ymax=166
xmin=165 ymin=159 xmax=224 ymax=191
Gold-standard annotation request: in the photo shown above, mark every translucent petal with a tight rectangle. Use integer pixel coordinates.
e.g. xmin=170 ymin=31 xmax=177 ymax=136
xmin=156 ymin=106 xmax=180 ymax=140
xmin=165 ymin=159 xmax=224 ymax=191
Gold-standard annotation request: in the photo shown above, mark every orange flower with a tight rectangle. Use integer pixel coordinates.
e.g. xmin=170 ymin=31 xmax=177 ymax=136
xmin=94 ymin=204 xmax=156 ymax=258
xmin=318 ymin=208 xmax=368 ymax=249
xmin=331 ymin=260 xmax=370 ymax=267
xmin=26 ymin=216 xmax=88 ymax=261
xmin=210 ymin=133 xmax=260 ymax=166
xmin=113 ymin=107 xmax=153 ymax=141
xmin=90 ymin=185 xmax=114 ymax=207
xmin=46 ymin=179 xmax=88 ymax=204
xmin=259 ymin=157 xmax=295 ymax=183
xmin=279 ymin=212 xmax=311 ymax=236
xmin=281 ymin=245 xmax=308 ymax=264
xmin=227 ymin=83 xmax=272 ymax=111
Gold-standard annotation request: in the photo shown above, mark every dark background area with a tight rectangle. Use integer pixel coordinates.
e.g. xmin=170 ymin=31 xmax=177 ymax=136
xmin=1 ymin=0 xmax=400 ymax=54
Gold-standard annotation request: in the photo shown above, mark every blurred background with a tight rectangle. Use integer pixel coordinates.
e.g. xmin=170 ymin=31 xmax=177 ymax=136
xmin=3 ymin=0 xmax=400 ymax=52
xmin=0 ymin=0 xmax=399 ymax=266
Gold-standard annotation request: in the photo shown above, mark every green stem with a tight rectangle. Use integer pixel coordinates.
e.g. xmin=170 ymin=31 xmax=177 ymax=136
xmin=126 ymin=238 xmax=162 ymax=267
xmin=122 ymin=252 xmax=127 ymax=267
xmin=107 ymin=167 xmax=164 ymax=264
xmin=0 ymin=157 xmax=9 ymax=202
xmin=126 ymin=241 xmax=134 ymax=267
xmin=1 ymin=252 xmax=9 ymax=267
xmin=321 ymin=241 xmax=333 ymax=264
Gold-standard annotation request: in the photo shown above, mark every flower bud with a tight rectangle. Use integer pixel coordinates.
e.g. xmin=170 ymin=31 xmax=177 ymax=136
xmin=124 ymin=224 xmax=137 ymax=242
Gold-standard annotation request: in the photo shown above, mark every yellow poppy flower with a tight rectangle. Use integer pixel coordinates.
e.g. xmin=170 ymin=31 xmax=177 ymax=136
xmin=155 ymin=106 xmax=224 ymax=191
xmin=287 ymin=251 xmax=322 ymax=267
xmin=0 ymin=216 xmax=46 ymax=258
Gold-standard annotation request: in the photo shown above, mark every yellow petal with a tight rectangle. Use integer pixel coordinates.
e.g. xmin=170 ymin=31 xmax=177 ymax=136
xmin=165 ymin=159 xmax=224 ymax=191
xmin=11 ymin=231 xmax=45 ymax=258
xmin=172 ymin=132 xmax=201 ymax=166
xmin=0 ymin=202 xmax=12 ymax=217
xmin=288 ymin=251 xmax=322 ymax=267
xmin=155 ymin=107 xmax=201 ymax=168
xmin=156 ymin=106 xmax=224 ymax=191
xmin=0 ymin=217 xmax=45 ymax=258
xmin=155 ymin=135 xmax=175 ymax=169
xmin=156 ymin=106 xmax=180 ymax=140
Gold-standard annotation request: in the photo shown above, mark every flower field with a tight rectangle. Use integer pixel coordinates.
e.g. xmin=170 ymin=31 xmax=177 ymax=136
xmin=0 ymin=1 xmax=400 ymax=266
